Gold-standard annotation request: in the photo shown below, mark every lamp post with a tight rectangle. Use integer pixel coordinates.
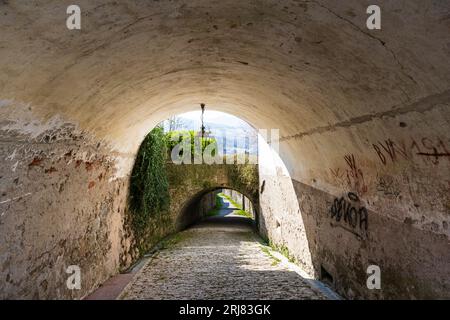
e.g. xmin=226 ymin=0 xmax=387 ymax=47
xmin=200 ymin=103 xmax=206 ymax=143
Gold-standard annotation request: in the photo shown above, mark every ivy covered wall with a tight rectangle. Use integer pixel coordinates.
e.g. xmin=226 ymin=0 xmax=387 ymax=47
xmin=126 ymin=128 xmax=259 ymax=258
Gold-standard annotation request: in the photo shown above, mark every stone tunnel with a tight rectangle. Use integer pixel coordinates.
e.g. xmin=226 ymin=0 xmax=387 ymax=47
xmin=0 ymin=0 xmax=449 ymax=299
xmin=165 ymin=163 xmax=259 ymax=231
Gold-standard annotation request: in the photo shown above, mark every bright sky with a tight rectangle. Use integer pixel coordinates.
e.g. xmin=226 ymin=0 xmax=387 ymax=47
xmin=178 ymin=110 xmax=252 ymax=129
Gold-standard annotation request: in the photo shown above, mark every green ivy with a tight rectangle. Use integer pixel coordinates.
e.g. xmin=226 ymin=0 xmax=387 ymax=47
xmin=165 ymin=130 xmax=217 ymax=160
xmin=227 ymin=164 xmax=259 ymax=200
xmin=129 ymin=126 xmax=170 ymax=236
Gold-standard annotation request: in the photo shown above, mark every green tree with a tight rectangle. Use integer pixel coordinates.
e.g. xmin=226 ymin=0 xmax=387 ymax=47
xmin=166 ymin=130 xmax=218 ymax=161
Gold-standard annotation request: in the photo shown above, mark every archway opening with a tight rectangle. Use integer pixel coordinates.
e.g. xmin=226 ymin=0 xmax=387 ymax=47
xmin=178 ymin=188 xmax=257 ymax=230
xmin=126 ymin=110 xmax=266 ymax=254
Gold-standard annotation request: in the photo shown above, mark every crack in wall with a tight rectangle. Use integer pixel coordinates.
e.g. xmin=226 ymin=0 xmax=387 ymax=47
xmin=307 ymin=0 xmax=418 ymax=87
xmin=279 ymin=89 xmax=450 ymax=142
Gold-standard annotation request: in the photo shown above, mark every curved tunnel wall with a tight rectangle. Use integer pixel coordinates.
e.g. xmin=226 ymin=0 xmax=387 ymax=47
xmin=167 ymin=164 xmax=259 ymax=232
xmin=177 ymin=188 xmax=218 ymax=230
xmin=176 ymin=187 xmax=257 ymax=230
xmin=0 ymin=0 xmax=449 ymax=299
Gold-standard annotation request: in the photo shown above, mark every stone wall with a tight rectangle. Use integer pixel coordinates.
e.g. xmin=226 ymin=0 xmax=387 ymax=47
xmin=257 ymin=95 xmax=450 ymax=299
xmin=166 ymin=163 xmax=258 ymax=230
xmin=0 ymin=109 xmax=259 ymax=301
xmin=198 ymin=190 xmax=221 ymax=217
xmin=0 ymin=110 xmax=135 ymax=299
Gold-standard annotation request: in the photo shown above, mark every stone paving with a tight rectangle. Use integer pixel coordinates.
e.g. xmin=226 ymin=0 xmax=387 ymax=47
xmin=119 ymin=203 xmax=328 ymax=300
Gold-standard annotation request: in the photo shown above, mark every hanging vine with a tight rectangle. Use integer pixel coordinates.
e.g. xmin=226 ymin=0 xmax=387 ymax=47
xmin=129 ymin=126 xmax=170 ymax=236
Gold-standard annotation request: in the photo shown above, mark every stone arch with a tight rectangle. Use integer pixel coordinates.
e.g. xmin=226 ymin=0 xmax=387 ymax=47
xmin=176 ymin=186 xmax=258 ymax=231
xmin=0 ymin=0 xmax=448 ymax=299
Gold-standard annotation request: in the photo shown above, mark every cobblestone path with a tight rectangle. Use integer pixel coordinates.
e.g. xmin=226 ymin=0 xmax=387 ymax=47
xmin=119 ymin=214 xmax=328 ymax=300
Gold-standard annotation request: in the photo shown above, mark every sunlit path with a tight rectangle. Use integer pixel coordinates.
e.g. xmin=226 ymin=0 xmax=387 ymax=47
xmin=119 ymin=215 xmax=327 ymax=300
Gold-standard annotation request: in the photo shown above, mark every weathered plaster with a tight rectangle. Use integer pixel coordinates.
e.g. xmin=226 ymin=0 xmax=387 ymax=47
xmin=0 ymin=0 xmax=449 ymax=299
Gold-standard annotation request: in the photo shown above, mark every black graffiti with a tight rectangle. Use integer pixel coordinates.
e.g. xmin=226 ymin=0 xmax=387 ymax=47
xmin=330 ymin=192 xmax=368 ymax=231
xmin=347 ymin=192 xmax=359 ymax=201
xmin=372 ymin=139 xmax=408 ymax=165
xmin=376 ymin=175 xmax=401 ymax=198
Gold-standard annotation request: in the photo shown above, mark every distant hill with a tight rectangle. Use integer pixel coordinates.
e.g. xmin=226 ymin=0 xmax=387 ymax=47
xmin=162 ymin=112 xmax=258 ymax=155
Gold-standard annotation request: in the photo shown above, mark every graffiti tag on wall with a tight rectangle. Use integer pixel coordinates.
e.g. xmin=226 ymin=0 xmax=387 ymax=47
xmin=372 ymin=137 xmax=450 ymax=166
xmin=329 ymin=192 xmax=368 ymax=231
xmin=329 ymin=154 xmax=368 ymax=196
xmin=344 ymin=154 xmax=368 ymax=195
xmin=375 ymin=174 xmax=401 ymax=199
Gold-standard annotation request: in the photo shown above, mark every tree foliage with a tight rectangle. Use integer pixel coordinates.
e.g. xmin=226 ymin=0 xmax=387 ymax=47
xmin=166 ymin=130 xmax=217 ymax=159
